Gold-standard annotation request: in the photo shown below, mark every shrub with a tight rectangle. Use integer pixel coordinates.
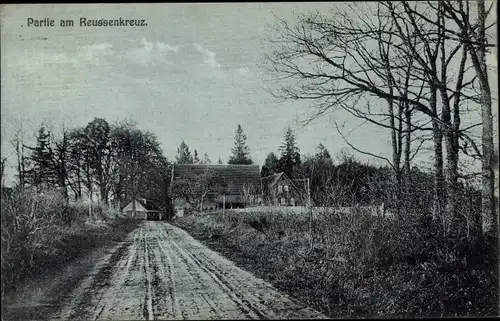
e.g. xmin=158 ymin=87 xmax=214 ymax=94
xmin=173 ymin=206 xmax=498 ymax=318
xmin=1 ymin=188 xmax=127 ymax=298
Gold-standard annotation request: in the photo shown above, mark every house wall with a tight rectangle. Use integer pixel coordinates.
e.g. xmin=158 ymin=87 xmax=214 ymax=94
xmin=122 ymin=200 xmax=148 ymax=219
xmin=173 ymin=191 xmax=261 ymax=215
xmin=264 ymin=176 xmax=307 ymax=206
xmin=122 ymin=200 xmax=147 ymax=213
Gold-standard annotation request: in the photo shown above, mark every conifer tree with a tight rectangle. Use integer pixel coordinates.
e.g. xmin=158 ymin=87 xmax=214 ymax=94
xmin=228 ymin=124 xmax=253 ymax=165
xmin=175 ymin=141 xmax=193 ymax=164
xmin=203 ymin=153 xmax=211 ymax=164
xmin=277 ymin=127 xmax=301 ymax=178
xmin=194 ymin=149 xmax=201 ymax=164
xmin=315 ymin=143 xmax=331 ymax=160
xmin=25 ymin=126 xmax=55 ymax=190
xmin=261 ymin=152 xmax=279 ymax=177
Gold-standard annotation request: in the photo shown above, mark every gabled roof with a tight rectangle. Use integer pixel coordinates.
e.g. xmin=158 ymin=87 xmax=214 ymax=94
xmin=138 ymin=199 xmax=161 ymax=211
xmin=125 ymin=198 xmax=161 ymax=212
xmin=261 ymin=172 xmax=284 ymax=188
xmin=261 ymin=172 xmax=308 ymax=201
xmin=291 ymin=178 xmax=309 ymax=200
xmin=172 ymin=164 xmax=261 ymax=195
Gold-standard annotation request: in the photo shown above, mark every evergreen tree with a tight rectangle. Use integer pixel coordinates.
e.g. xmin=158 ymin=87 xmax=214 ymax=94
xmin=217 ymin=157 xmax=223 ymax=164
xmin=228 ymin=124 xmax=253 ymax=165
xmin=175 ymin=141 xmax=193 ymax=164
xmin=315 ymin=143 xmax=332 ymax=160
xmin=277 ymin=127 xmax=301 ymax=178
xmin=26 ymin=126 xmax=55 ymax=190
xmin=261 ymin=152 xmax=279 ymax=177
xmin=203 ymin=153 xmax=211 ymax=164
xmin=193 ymin=149 xmax=201 ymax=164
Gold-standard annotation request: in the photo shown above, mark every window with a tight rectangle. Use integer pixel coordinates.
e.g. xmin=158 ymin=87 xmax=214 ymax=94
xmin=290 ymin=198 xmax=295 ymax=206
xmin=284 ymin=185 xmax=289 ymax=192
xmin=280 ymin=197 xmax=286 ymax=205
xmin=278 ymin=185 xmax=283 ymax=192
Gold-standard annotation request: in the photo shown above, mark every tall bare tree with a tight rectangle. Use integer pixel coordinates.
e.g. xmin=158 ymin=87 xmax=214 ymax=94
xmin=263 ymin=2 xmax=484 ymax=236
xmin=10 ymin=129 xmax=28 ymax=189
xmin=442 ymin=0 xmax=497 ymax=238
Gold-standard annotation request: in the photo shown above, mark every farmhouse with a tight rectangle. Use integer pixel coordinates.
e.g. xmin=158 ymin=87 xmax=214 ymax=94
xmin=261 ymin=172 xmax=310 ymax=206
xmin=171 ymin=164 xmax=262 ymax=215
xmin=122 ymin=197 xmax=163 ymax=220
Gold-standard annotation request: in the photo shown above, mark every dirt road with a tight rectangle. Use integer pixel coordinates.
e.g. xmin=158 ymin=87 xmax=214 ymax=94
xmin=5 ymin=221 xmax=326 ymax=320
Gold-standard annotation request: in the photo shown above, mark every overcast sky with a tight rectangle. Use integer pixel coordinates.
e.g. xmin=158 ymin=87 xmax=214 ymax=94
xmin=1 ymin=3 xmax=497 ymax=186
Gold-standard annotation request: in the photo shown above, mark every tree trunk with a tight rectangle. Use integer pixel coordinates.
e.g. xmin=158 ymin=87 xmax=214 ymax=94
xmin=389 ymin=99 xmax=402 ymax=217
xmin=475 ymin=0 xmax=497 ymax=239
xmin=440 ymin=86 xmax=460 ymax=236
xmin=76 ymin=165 xmax=82 ymax=199
xmin=89 ymin=186 xmax=93 ymax=218
xmin=99 ymin=169 xmax=107 ymax=205
xmin=431 ymin=88 xmax=445 ymax=221
xmin=480 ymin=90 xmax=496 ymax=238
xmin=403 ymin=107 xmax=411 ymax=176
xmin=132 ymin=195 xmax=137 ymax=219
xmin=222 ymin=194 xmax=226 ymax=218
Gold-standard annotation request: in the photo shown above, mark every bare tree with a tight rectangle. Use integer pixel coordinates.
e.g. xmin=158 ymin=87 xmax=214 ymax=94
xmin=263 ymin=2 xmax=484 ymax=238
xmin=443 ymin=0 xmax=497 ymax=238
xmin=10 ymin=128 xmax=28 ymax=189
xmin=398 ymin=0 xmax=497 ymax=238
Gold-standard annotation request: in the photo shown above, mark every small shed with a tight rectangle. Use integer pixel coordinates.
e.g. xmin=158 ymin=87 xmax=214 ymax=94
xmin=122 ymin=197 xmax=163 ymax=220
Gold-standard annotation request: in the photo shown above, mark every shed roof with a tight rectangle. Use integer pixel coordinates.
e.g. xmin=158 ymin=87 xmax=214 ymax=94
xmin=172 ymin=164 xmax=261 ymax=196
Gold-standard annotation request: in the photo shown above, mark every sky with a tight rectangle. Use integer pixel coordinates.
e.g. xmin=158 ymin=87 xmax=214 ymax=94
xmin=1 ymin=3 xmax=498 ymax=186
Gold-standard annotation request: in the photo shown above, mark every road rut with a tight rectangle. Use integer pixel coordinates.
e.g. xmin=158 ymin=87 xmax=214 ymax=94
xmin=6 ymin=221 xmax=326 ymax=320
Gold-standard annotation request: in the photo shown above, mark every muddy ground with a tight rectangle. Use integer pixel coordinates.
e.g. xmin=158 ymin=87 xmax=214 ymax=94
xmin=3 ymin=221 xmax=326 ymax=320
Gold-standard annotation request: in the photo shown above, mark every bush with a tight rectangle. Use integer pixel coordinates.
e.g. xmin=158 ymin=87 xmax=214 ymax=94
xmin=1 ymin=188 xmax=128 ymax=298
xmin=173 ymin=206 xmax=498 ymax=318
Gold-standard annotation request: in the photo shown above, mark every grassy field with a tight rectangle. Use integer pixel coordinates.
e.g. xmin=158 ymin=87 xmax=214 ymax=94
xmin=172 ymin=208 xmax=498 ymax=318
xmin=1 ymin=189 xmax=140 ymax=300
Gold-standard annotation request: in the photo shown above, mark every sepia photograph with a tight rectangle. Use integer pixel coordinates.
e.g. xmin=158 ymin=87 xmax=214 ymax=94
xmin=1 ymin=2 xmax=498 ymax=320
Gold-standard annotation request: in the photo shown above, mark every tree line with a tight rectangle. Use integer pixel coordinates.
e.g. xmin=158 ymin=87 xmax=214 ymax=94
xmin=173 ymin=124 xmax=254 ymax=166
xmin=6 ymin=118 xmax=170 ymax=211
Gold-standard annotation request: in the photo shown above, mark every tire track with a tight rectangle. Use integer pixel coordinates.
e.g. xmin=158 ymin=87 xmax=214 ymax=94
xmin=149 ymin=228 xmax=183 ymax=320
xmin=27 ymin=222 xmax=326 ymax=320
xmin=65 ymin=240 xmax=131 ymax=320
xmin=167 ymin=224 xmax=327 ymax=319
xmin=142 ymin=229 xmax=154 ymax=320
xmin=195 ymin=250 xmax=314 ymax=317
xmin=154 ymin=226 xmax=223 ymax=320
xmin=166 ymin=225 xmax=267 ymax=319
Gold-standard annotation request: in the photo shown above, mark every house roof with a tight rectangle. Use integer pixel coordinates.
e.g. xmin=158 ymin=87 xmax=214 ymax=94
xmin=261 ymin=172 xmax=284 ymax=188
xmin=136 ymin=198 xmax=161 ymax=211
xmin=261 ymin=172 xmax=308 ymax=201
xmin=172 ymin=164 xmax=261 ymax=196
xmin=291 ymin=178 xmax=309 ymax=200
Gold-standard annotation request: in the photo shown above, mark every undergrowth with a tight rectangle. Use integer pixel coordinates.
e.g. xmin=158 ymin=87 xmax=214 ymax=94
xmin=173 ymin=208 xmax=498 ymax=318
xmin=1 ymin=189 xmax=139 ymax=300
